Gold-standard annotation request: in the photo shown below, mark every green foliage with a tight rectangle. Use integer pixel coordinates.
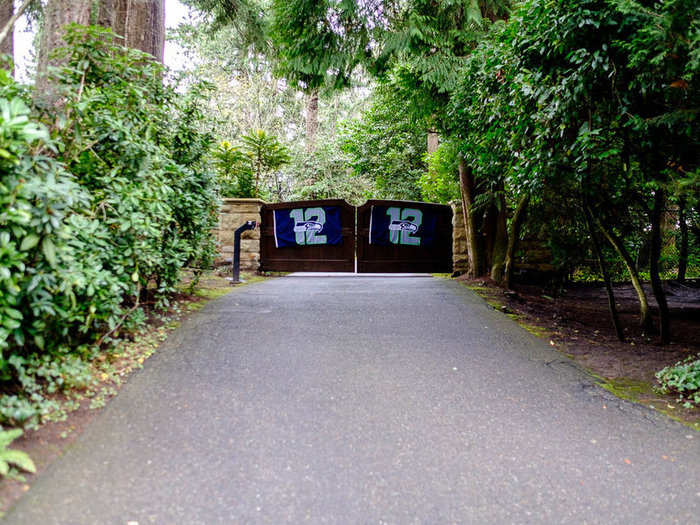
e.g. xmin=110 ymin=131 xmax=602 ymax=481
xmin=420 ymin=141 xmax=460 ymax=204
xmin=0 ymin=428 xmax=36 ymax=479
xmin=375 ymin=1 xmax=508 ymax=123
xmin=174 ymin=0 xmax=380 ymax=202
xmin=213 ymin=129 xmax=290 ymax=199
xmin=0 ymin=353 xmax=93 ymax=428
xmin=290 ymin=140 xmax=375 ymax=205
xmin=213 ymin=140 xmax=253 ymax=197
xmin=0 ymin=25 xmax=218 ymax=428
xmin=239 ymin=128 xmax=291 ymax=198
xmin=436 ymin=0 xmax=698 ymax=279
xmin=181 ymin=0 xmax=266 ymax=45
xmin=657 ymin=355 xmax=700 ymax=408
xmin=269 ymin=0 xmax=374 ymax=91
xmin=0 ymin=92 xmax=92 ymax=364
xmin=52 ymin=25 xmax=217 ymax=302
xmin=339 ymin=86 xmax=425 ymax=201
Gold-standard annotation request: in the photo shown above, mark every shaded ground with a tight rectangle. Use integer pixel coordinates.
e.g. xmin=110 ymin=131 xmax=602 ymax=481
xmin=460 ymin=276 xmax=700 ymax=428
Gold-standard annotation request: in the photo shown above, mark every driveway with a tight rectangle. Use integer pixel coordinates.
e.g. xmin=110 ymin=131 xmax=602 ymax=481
xmin=5 ymin=275 xmax=699 ymax=524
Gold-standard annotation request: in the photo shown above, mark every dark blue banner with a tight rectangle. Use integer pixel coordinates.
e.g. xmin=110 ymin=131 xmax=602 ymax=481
xmin=274 ymin=206 xmax=343 ymax=248
xmin=369 ymin=205 xmax=438 ymax=247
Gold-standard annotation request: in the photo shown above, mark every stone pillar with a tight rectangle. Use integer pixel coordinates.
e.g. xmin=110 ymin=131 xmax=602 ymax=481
xmin=215 ymin=198 xmax=265 ymax=271
xmin=450 ymin=200 xmax=470 ymax=275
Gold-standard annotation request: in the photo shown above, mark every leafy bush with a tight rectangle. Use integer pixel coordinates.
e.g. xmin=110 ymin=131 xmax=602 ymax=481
xmin=0 ymin=89 xmax=96 ymax=364
xmin=0 ymin=429 xmax=35 ymax=479
xmin=213 ymin=140 xmax=253 ymax=197
xmin=213 ymin=129 xmax=291 ymax=200
xmin=54 ymin=25 xmax=218 ymax=301
xmin=0 ymin=25 xmax=219 ymax=428
xmin=339 ymin=86 xmax=425 ymax=201
xmin=419 ymin=141 xmax=460 ymax=204
xmin=657 ymin=355 xmax=700 ymax=408
xmin=290 ymin=140 xmax=375 ymax=205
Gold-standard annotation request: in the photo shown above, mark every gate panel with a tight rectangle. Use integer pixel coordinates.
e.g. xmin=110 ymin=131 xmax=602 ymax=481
xmin=260 ymin=199 xmax=355 ymax=272
xmin=357 ymin=200 xmax=452 ymax=273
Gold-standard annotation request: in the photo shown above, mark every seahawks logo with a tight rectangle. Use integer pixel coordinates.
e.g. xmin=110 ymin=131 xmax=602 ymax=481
xmin=388 ymin=220 xmax=419 ymax=233
xmin=293 ymin=220 xmax=323 ymax=233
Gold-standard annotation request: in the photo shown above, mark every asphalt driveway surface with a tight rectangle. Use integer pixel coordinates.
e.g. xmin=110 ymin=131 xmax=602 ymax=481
xmin=5 ymin=275 xmax=699 ymax=524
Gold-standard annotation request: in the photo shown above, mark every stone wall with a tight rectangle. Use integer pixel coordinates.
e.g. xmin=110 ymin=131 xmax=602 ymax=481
xmin=215 ymin=198 xmax=265 ymax=271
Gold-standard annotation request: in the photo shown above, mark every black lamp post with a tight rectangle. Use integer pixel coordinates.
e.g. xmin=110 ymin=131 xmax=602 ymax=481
xmin=231 ymin=220 xmax=257 ymax=284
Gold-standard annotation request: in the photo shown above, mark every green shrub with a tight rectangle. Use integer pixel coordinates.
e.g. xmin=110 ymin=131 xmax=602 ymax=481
xmin=419 ymin=141 xmax=460 ymax=204
xmin=54 ymin=25 xmax=218 ymax=302
xmin=0 ymin=25 xmax=219 ymax=427
xmin=213 ymin=140 xmax=254 ymax=197
xmin=0 ymin=428 xmax=35 ymax=479
xmin=0 ymin=91 xmax=98 ymax=359
xmin=656 ymin=355 xmax=700 ymax=408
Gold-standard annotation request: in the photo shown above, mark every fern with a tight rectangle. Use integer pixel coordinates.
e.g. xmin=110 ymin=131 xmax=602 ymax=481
xmin=0 ymin=429 xmax=36 ymax=479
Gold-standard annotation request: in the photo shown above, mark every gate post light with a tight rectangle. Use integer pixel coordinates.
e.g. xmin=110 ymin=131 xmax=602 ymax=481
xmin=231 ymin=220 xmax=257 ymax=284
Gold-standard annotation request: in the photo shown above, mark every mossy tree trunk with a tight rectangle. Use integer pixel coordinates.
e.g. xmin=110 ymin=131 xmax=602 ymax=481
xmin=678 ymin=198 xmax=688 ymax=283
xmin=458 ymin=158 xmax=481 ymax=277
xmin=593 ymin=215 xmax=653 ymax=332
xmin=503 ymin=194 xmax=529 ymax=289
xmin=649 ymin=188 xmax=671 ymax=344
xmin=585 ymin=205 xmax=625 ymax=341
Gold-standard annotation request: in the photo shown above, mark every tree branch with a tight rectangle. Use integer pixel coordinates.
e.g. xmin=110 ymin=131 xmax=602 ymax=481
xmin=0 ymin=0 xmax=32 ymax=52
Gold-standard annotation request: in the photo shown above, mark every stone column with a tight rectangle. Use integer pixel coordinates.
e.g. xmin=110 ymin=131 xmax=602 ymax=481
xmin=450 ymin=200 xmax=470 ymax=275
xmin=215 ymin=198 xmax=265 ymax=271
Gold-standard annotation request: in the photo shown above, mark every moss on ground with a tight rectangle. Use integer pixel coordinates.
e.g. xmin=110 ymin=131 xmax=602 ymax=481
xmin=600 ymin=377 xmax=655 ymax=401
xmin=194 ymin=287 xmax=233 ymax=300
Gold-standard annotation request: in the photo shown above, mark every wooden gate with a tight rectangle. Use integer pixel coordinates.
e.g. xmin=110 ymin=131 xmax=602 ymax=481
xmin=259 ymin=199 xmax=355 ymax=272
xmin=259 ymin=199 xmax=452 ymax=273
xmin=357 ymin=200 xmax=453 ymax=273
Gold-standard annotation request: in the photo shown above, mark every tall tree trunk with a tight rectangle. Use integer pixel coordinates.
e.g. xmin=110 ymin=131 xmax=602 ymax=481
xmin=126 ymin=0 xmax=165 ymax=61
xmin=585 ymin=206 xmax=624 ymax=341
xmin=458 ymin=158 xmax=481 ymax=277
xmin=649 ymin=188 xmax=671 ymax=344
xmin=490 ymin=192 xmax=508 ymax=283
xmin=36 ymin=0 xmax=93 ymax=105
xmin=482 ymin=201 xmax=498 ymax=271
xmin=503 ymin=194 xmax=529 ymax=289
xmin=427 ymin=129 xmax=439 ymax=154
xmin=593 ymin=216 xmax=653 ymax=332
xmin=678 ymin=197 xmax=688 ymax=283
xmin=98 ymin=0 xmax=124 ymax=33
xmin=100 ymin=0 xmax=165 ymax=61
xmin=0 ymin=0 xmax=13 ymax=67
xmin=305 ymin=88 xmax=319 ymax=153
